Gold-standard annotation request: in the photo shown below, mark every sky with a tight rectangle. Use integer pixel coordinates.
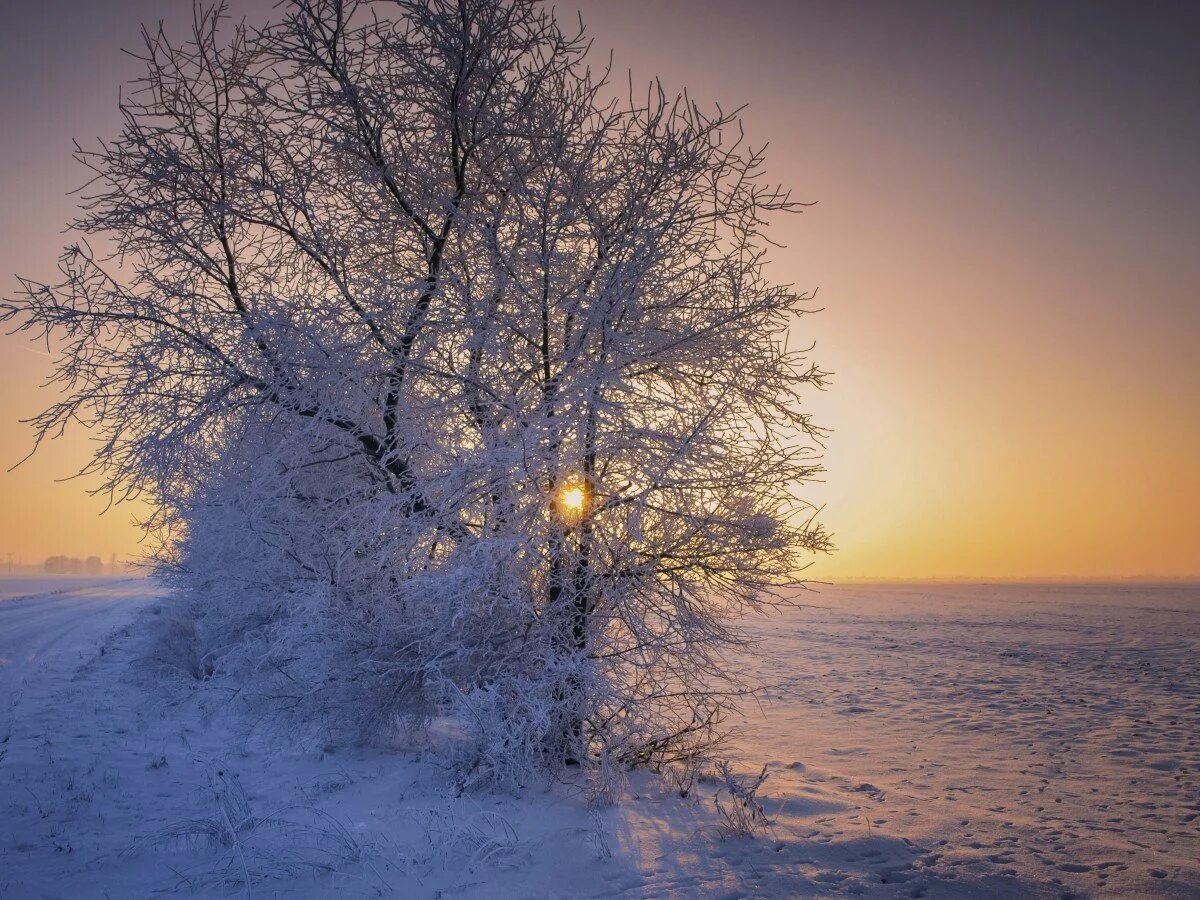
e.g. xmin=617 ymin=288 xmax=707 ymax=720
xmin=0 ymin=0 xmax=1197 ymax=579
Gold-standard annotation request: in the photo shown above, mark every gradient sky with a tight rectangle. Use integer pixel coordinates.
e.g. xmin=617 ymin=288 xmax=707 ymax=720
xmin=1 ymin=0 xmax=1197 ymax=578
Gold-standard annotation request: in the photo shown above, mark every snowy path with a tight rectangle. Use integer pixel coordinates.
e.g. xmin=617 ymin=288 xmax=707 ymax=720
xmin=0 ymin=579 xmax=146 ymax=677
xmin=0 ymin=578 xmax=157 ymax=762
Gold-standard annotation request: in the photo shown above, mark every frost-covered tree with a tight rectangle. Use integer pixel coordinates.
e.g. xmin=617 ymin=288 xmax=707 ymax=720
xmin=3 ymin=0 xmax=830 ymax=784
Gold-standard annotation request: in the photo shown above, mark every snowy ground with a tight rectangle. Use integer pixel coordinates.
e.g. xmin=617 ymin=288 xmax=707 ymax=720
xmin=736 ymin=583 xmax=1200 ymax=898
xmin=1 ymin=578 xmax=1197 ymax=898
xmin=0 ymin=578 xmax=150 ymax=761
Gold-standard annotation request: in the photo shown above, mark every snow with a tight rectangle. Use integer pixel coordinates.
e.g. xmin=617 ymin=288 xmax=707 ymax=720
xmin=1 ymin=578 xmax=1197 ymax=897
xmin=734 ymin=583 xmax=1200 ymax=896
xmin=0 ymin=576 xmax=149 ymax=707
xmin=0 ymin=575 xmax=127 ymax=604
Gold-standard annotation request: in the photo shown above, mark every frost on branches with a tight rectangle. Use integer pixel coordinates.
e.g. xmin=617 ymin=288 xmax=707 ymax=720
xmin=2 ymin=0 xmax=830 ymax=789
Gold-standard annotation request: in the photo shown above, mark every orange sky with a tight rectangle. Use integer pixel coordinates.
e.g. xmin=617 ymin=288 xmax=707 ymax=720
xmin=1 ymin=0 xmax=1197 ymax=579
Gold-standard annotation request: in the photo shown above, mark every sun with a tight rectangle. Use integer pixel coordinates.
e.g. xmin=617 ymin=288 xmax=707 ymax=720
xmin=557 ymin=481 xmax=587 ymax=518
xmin=560 ymin=485 xmax=585 ymax=513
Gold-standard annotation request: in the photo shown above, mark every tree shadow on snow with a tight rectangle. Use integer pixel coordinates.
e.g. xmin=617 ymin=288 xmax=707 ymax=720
xmin=606 ymin=779 xmax=1054 ymax=898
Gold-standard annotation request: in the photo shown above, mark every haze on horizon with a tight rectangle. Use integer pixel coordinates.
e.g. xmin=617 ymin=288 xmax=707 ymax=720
xmin=0 ymin=0 xmax=1196 ymax=580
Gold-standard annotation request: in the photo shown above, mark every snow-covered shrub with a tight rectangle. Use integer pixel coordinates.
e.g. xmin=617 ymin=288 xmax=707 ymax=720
xmin=459 ymin=811 xmax=523 ymax=871
xmin=661 ymin=756 xmax=708 ymax=801
xmin=413 ymin=805 xmax=524 ymax=873
xmin=140 ymin=602 xmax=212 ymax=682
xmin=586 ymin=808 xmax=614 ymax=860
xmin=135 ymin=761 xmax=376 ymax=892
xmin=712 ymin=762 xmax=770 ymax=839
xmin=586 ymin=746 xmax=630 ymax=809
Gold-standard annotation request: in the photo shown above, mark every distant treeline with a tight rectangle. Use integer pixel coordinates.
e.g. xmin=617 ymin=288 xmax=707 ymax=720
xmin=43 ymin=555 xmax=107 ymax=575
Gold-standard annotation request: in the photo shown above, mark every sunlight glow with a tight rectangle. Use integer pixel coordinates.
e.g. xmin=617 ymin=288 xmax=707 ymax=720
xmin=557 ymin=480 xmax=587 ymax=520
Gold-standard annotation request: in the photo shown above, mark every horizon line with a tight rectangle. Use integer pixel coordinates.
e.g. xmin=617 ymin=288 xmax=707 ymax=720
xmin=820 ymin=575 xmax=1200 ymax=585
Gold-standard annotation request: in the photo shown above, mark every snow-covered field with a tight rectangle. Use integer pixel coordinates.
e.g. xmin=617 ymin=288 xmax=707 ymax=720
xmin=736 ymin=583 xmax=1200 ymax=897
xmin=1 ymin=578 xmax=1196 ymax=898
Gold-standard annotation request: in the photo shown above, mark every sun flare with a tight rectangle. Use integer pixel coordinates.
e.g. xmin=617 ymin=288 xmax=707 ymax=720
xmin=558 ymin=482 xmax=587 ymax=518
